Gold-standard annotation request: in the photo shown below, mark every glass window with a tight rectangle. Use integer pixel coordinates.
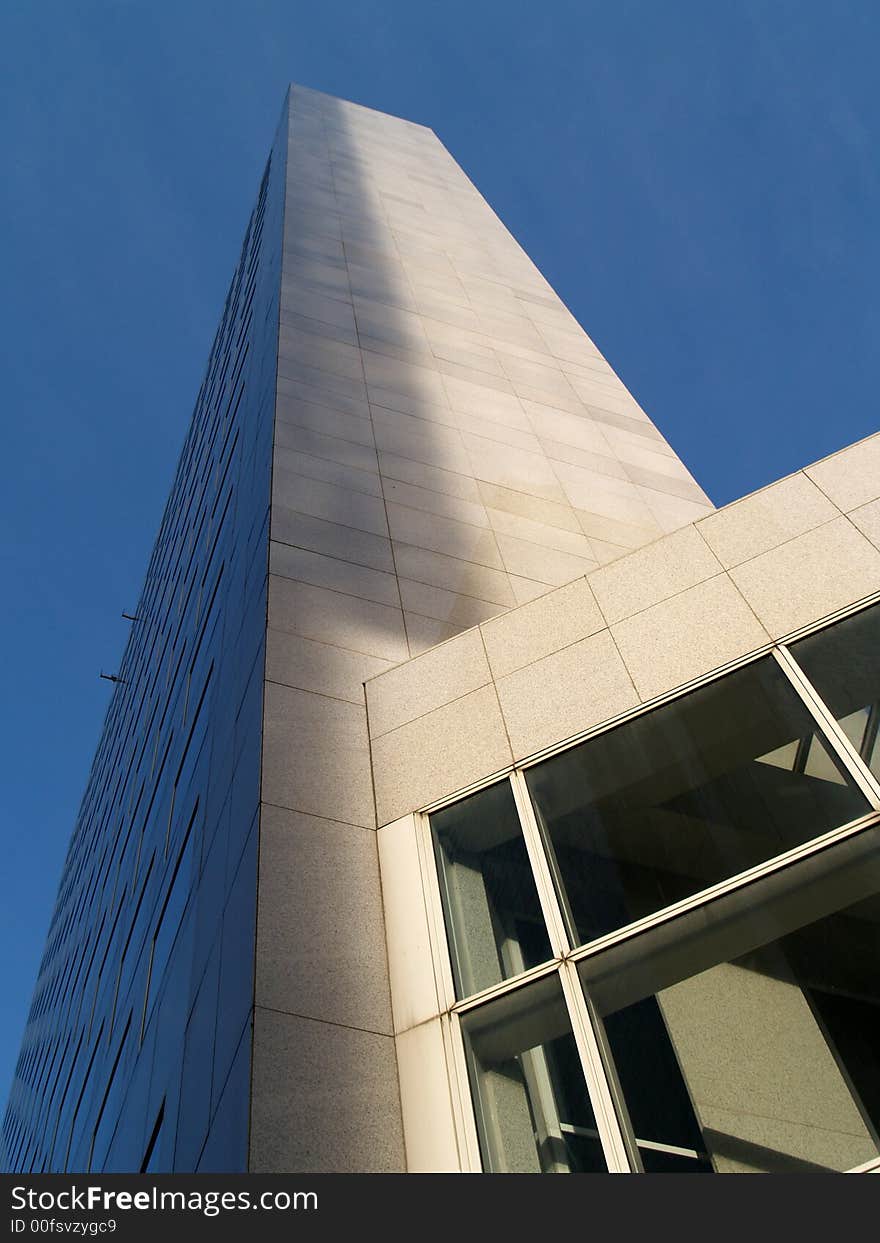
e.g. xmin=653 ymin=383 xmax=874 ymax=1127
xmin=461 ymin=974 xmax=607 ymax=1173
xmin=579 ymin=829 xmax=880 ymax=1173
xmin=430 ymin=781 xmax=552 ymax=999
xmin=790 ymin=603 xmax=880 ymax=781
xmin=526 ymin=656 xmax=869 ymax=948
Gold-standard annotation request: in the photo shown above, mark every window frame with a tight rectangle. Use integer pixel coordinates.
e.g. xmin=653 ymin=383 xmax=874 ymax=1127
xmin=412 ymin=596 xmax=880 ymax=1174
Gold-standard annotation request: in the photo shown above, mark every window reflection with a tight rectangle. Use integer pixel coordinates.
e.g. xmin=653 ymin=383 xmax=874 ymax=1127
xmin=431 ymin=782 xmax=552 ymax=999
xmin=526 ymin=657 xmax=868 ymax=947
xmin=791 ymin=603 xmax=880 ymax=781
xmin=461 ymin=975 xmax=606 ymax=1173
xmin=580 ymin=830 xmax=880 ymax=1173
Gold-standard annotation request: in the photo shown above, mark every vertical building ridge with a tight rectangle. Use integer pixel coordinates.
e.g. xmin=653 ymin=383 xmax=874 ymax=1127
xmin=4 ymin=85 xmax=721 ymax=1174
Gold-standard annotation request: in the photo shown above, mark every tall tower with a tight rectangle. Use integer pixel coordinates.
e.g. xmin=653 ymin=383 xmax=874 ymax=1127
xmin=2 ymin=85 xmax=713 ymax=1174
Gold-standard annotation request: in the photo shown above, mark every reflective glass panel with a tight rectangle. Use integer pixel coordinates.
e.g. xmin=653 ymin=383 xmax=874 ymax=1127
xmin=526 ymin=656 xmax=868 ymax=947
xmin=462 ymin=974 xmax=607 ymax=1173
xmin=791 ymin=603 xmax=880 ymax=781
xmin=580 ymin=829 xmax=880 ymax=1173
xmin=431 ymin=781 xmax=552 ymax=998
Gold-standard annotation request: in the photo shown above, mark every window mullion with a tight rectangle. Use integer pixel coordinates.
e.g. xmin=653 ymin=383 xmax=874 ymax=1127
xmin=558 ymin=960 xmax=634 ymax=1173
xmin=414 ymin=812 xmax=458 ymax=1014
xmin=443 ymin=1012 xmax=483 ymax=1172
xmin=772 ymin=646 xmax=880 ymax=810
xmin=509 ymin=769 xmax=571 ymax=958
xmin=565 ymin=812 xmax=879 ymax=968
xmin=846 ymin=1154 xmax=880 ymax=1174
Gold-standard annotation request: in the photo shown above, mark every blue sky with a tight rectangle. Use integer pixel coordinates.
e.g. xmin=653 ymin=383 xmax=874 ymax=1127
xmin=1 ymin=0 xmax=878 ymax=1112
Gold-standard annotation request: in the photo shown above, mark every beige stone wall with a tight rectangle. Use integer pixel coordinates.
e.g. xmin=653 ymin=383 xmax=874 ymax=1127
xmin=660 ymin=960 xmax=877 ymax=1173
xmin=366 ymin=431 xmax=880 ymax=826
xmin=369 ymin=430 xmax=880 ymax=1172
xmin=248 ymin=86 xmax=880 ymax=1175
xmin=251 ymin=82 xmax=716 ymax=1171
xmin=270 ymin=84 xmax=711 ymax=671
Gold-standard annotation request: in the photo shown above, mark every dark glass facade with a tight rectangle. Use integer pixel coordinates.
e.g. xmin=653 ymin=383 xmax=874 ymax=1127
xmin=1 ymin=109 xmax=286 ymax=1173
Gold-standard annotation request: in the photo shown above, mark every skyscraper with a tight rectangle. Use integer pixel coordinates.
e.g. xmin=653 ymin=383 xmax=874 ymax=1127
xmin=4 ymin=86 xmax=880 ymax=1175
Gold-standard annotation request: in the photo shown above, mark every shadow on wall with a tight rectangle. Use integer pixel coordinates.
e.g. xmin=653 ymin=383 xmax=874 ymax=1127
xmin=274 ymin=87 xmax=714 ymax=670
xmin=250 ymin=84 xmax=716 ymax=1174
xmin=272 ymin=84 xmax=610 ymax=665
